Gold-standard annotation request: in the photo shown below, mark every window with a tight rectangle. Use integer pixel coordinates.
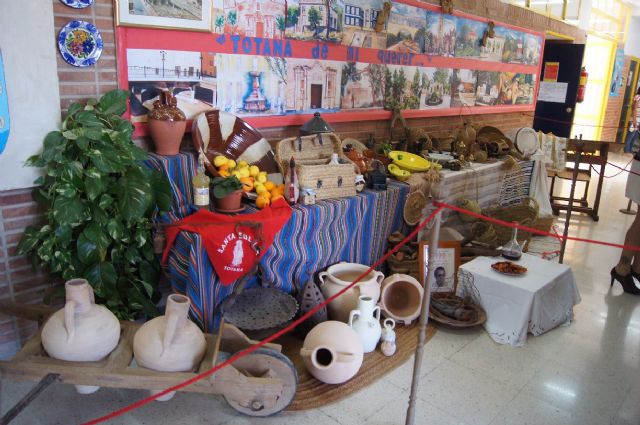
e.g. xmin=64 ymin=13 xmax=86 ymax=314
xmin=345 ymin=4 xmax=363 ymax=27
xmin=369 ymin=9 xmax=380 ymax=28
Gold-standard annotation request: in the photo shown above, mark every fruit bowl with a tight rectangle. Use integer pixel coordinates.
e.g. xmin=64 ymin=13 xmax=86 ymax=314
xmin=388 ymin=151 xmax=431 ymax=172
xmin=388 ymin=163 xmax=411 ymax=181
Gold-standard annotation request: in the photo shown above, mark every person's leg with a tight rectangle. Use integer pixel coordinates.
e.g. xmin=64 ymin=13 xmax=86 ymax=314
xmin=616 ymin=208 xmax=640 ymax=275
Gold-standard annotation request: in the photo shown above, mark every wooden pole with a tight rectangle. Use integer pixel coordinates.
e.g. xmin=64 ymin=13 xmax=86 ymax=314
xmin=559 ymin=135 xmax=583 ymax=264
xmin=405 ymin=207 xmax=441 ymax=425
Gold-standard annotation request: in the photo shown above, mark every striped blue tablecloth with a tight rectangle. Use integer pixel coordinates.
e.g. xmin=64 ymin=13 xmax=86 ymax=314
xmin=145 ymin=151 xmax=409 ymax=332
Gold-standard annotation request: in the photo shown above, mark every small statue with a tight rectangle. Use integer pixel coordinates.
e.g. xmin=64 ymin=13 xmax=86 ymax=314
xmin=380 ymin=318 xmax=397 ymax=356
xmin=374 ymin=2 xmax=392 ymax=32
xmin=441 ymin=0 xmax=454 ymax=14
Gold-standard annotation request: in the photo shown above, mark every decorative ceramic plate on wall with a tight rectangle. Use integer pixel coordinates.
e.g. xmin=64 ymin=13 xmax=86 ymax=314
xmin=59 ymin=0 xmax=94 ymax=8
xmin=57 ymin=20 xmax=103 ymax=67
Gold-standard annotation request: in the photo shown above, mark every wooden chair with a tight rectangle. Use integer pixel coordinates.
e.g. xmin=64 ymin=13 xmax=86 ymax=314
xmin=548 ymin=139 xmax=610 ymax=221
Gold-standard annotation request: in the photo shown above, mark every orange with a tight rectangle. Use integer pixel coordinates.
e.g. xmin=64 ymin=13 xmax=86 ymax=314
xmin=239 ymin=177 xmax=254 ymax=192
xmin=218 ymin=169 xmax=230 ymax=177
xmin=264 ymin=181 xmax=276 ymax=191
xmin=255 ymin=195 xmax=270 ymax=209
xmin=218 ymin=164 xmax=229 ymax=172
xmin=260 ymin=190 xmax=272 ymax=199
xmin=277 ymin=184 xmax=285 ymax=193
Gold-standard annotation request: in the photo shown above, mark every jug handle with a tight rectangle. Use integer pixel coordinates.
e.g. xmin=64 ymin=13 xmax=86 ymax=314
xmin=373 ymin=305 xmax=381 ymax=321
xmin=162 ymin=311 xmax=180 ymax=356
xmin=348 ymin=309 xmax=360 ymax=327
xmin=335 ymin=352 xmax=357 ymax=363
xmin=299 ymin=347 xmax=313 ymax=358
xmin=374 ymin=271 xmax=384 ymax=285
xmin=318 ymin=271 xmax=328 ymax=287
xmin=64 ymin=300 xmax=76 ymax=342
xmin=87 ymin=284 xmax=95 ymax=304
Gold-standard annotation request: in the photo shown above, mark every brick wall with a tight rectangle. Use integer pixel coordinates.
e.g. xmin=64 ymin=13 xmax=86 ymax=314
xmin=601 ymin=56 xmax=630 ymax=142
xmin=0 ymin=0 xmax=584 ymax=359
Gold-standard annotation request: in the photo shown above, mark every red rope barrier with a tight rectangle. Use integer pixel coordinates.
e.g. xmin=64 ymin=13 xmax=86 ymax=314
xmin=605 ymin=160 xmax=640 ymax=177
xmin=523 ymin=113 xmax=633 ymax=130
xmin=588 ymin=159 xmax=633 ymax=179
xmin=81 ymin=207 xmax=445 ymax=425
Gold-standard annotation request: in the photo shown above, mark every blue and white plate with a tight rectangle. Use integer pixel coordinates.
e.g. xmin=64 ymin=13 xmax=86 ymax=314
xmin=57 ymin=20 xmax=103 ymax=67
xmin=59 ymin=0 xmax=94 ymax=8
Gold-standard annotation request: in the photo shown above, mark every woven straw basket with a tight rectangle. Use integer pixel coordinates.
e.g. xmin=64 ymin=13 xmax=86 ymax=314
xmin=483 ymin=197 xmax=539 ymax=247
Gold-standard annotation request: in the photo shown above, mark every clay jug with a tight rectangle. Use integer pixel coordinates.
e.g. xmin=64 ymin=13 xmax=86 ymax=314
xmin=380 ymin=318 xmax=397 ymax=356
xmin=133 ymin=294 xmax=206 ymax=401
xmin=148 ymin=90 xmax=187 ymax=156
xmin=300 ymin=321 xmax=363 ymax=384
xmin=379 ymin=274 xmax=423 ymax=325
xmin=318 ymin=262 xmax=384 ymax=322
xmin=348 ymin=296 xmax=382 ymax=353
xmin=41 ymin=279 xmax=120 ymax=394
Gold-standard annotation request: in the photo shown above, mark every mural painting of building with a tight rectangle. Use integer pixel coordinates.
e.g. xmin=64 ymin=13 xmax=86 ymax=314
xmin=421 ymin=67 xmax=452 ymax=109
xmin=425 ymin=12 xmax=455 ymax=57
xmin=523 ymin=33 xmax=542 ymax=65
xmin=216 ymin=54 xmax=286 ymax=116
xmin=340 ymin=0 xmax=386 ymax=49
xmin=340 ymin=62 xmax=385 ymax=109
xmin=475 ymin=71 xmax=500 ymax=106
xmin=497 ymin=27 xmax=524 ymax=64
xmin=480 ymin=35 xmax=505 ymax=62
xmin=213 ymin=0 xmax=286 ymax=38
xmin=385 ymin=2 xmax=426 ymax=54
xmin=285 ymin=0 xmax=344 ymax=42
xmin=284 ymin=59 xmax=341 ymax=112
xmin=454 ymin=17 xmax=486 ymax=58
xmin=451 ymin=68 xmax=477 ymax=107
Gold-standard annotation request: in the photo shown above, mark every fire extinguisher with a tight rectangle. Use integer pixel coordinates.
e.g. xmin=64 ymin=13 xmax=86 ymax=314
xmin=576 ymin=66 xmax=588 ymax=103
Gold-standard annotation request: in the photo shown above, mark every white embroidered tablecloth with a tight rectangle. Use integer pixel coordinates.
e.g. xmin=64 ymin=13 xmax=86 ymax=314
xmin=460 ymin=254 xmax=581 ymax=346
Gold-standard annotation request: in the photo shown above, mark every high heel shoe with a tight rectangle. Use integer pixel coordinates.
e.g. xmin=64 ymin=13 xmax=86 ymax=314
xmin=610 ymin=268 xmax=640 ymax=295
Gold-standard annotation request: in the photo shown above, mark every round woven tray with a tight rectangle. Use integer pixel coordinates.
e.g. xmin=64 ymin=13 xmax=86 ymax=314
xmin=222 ymin=287 xmax=298 ymax=331
xmin=404 ymin=191 xmax=427 ymax=225
xmin=429 ymin=293 xmax=486 ymax=328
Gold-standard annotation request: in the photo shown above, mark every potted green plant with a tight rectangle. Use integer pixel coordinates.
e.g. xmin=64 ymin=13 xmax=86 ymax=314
xmin=18 ymin=90 xmax=172 ymax=320
xmin=212 ymin=175 xmax=243 ymax=211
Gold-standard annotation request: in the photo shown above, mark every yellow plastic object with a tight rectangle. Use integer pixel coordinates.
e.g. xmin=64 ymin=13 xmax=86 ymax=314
xmin=389 ymin=151 xmax=430 ymax=172
xmin=388 ymin=164 xmax=411 ymax=181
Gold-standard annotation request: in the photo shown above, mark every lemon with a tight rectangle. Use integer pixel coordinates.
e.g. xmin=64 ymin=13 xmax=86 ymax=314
xmin=238 ymin=168 xmax=250 ymax=178
xmin=232 ymin=170 xmax=241 ymax=179
xmin=255 ymin=185 xmax=267 ymax=195
xmin=238 ymin=160 xmax=249 ymax=169
xmin=257 ymin=172 xmax=267 ymax=183
xmin=249 ymin=165 xmax=260 ymax=177
xmin=214 ymin=155 xmax=228 ymax=167
xmin=226 ymin=159 xmax=237 ymax=170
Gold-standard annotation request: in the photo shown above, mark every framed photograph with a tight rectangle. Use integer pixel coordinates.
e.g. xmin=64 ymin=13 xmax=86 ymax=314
xmin=419 ymin=241 xmax=461 ymax=294
xmin=116 ymin=0 xmax=213 ymax=32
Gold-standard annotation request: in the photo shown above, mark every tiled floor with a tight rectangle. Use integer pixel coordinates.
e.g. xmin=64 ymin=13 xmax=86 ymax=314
xmin=2 ymin=153 xmax=639 ymax=425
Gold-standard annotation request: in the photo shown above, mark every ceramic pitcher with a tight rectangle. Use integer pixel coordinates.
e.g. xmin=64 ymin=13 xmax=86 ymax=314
xmin=348 ymin=296 xmax=382 ymax=353
xmin=318 ymin=262 xmax=384 ymax=322
xmin=300 ymin=321 xmax=363 ymax=384
xmin=41 ymin=279 xmax=121 ymax=394
xmin=133 ymin=294 xmax=206 ymax=401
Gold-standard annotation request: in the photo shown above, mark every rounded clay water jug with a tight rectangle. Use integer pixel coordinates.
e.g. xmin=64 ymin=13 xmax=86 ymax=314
xmin=133 ymin=294 xmax=206 ymax=401
xmin=300 ymin=321 xmax=363 ymax=384
xmin=41 ymin=279 xmax=121 ymax=394
xmin=348 ymin=295 xmax=382 ymax=353
xmin=318 ymin=262 xmax=384 ymax=322
xmin=380 ymin=274 xmax=424 ymax=325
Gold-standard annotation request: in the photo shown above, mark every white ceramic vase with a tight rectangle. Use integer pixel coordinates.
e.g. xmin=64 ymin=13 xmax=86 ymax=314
xmin=318 ymin=262 xmax=383 ymax=322
xmin=41 ymin=279 xmax=121 ymax=394
xmin=133 ymin=294 xmax=206 ymax=401
xmin=348 ymin=295 xmax=382 ymax=353
xmin=300 ymin=321 xmax=363 ymax=384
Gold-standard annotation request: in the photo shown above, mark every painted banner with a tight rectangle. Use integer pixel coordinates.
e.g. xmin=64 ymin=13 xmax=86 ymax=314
xmin=0 ymin=49 xmax=8 ymax=154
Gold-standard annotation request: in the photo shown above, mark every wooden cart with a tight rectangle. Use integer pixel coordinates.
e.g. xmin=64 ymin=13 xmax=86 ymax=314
xmin=0 ymin=302 xmax=298 ymax=423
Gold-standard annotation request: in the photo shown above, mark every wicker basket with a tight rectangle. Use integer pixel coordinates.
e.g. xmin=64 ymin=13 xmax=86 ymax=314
xmin=483 ymin=197 xmax=539 ymax=247
xmin=531 ymin=214 xmax=555 ymax=235
xmin=476 ymin=126 xmax=512 ymax=156
xmin=276 ymin=133 xmax=357 ymax=200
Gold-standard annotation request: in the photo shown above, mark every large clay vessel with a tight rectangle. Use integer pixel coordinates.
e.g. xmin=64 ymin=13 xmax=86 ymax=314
xmin=300 ymin=321 xmax=363 ymax=384
xmin=41 ymin=279 xmax=120 ymax=394
xmin=133 ymin=294 xmax=206 ymax=401
xmin=148 ymin=90 xmax=186 ymax=155
xmin=379 ymin=274 xmax=423 ymax=325
xmin=318 ymin=262 xmax=383 ymax=322
xmin=348 ymin=295 xmax=382 ymax=353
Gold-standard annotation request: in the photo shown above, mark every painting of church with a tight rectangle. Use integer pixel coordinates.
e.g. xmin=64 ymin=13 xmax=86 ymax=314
xmin=425 ymin=12 xmax=456 ymax=57
xmin=454 ymin=17 xmax=486 ymax=59
xmin=496 ymin=26 xmax=524 ymax=64
xmin=285 ymin=0 xmax=344 ymax=43
xmin=385 ymin=2 xmax=426 ymax=54
xmin=420 ymin=67 xmax=452 ymax=109
xmin=480 ymin=35 xmax=505 ymax=62
xmin=213 ymin=0 xmax=286 ymax=39
xmin=340 ymin=0 xmax=386 ymax=49
xmin=284 ymin=59 xmax=341 ymax=112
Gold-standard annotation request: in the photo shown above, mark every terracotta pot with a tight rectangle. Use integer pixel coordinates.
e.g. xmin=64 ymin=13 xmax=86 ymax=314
xmin=213 ymin=189 xmax=243 ymax=211
xmin=41 ymin=279 xmax=120 ymax=394
xmin=318 ymin=262 xmax=384 ymax=322
xmin=300 ymin=321 xmax=363 ymax=384
xmin=379 ymin=274 xmax=423 ymax=325
xmin=148 ymin=91 xmax=187 ymax=156
xmin=133 ymin=294 xmax=206 ymax=401
xmin=348 ymin=295 xmax=382 ymax=353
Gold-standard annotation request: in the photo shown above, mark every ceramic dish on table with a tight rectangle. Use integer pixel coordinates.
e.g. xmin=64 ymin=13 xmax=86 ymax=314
xmin=57 ymin=20 xmax=103 ymax=67
xmin=59 ymin=0 xmax=94 ymax=8
xmin=388 ymin=151 xmax=431 ymax=172
xmin=491 ymin=261 xmax=528 ymax=276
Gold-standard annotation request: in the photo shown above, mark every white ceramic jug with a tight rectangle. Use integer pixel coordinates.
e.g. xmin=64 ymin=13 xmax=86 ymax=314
xmin=348 ymin=296 xmax=382 ymax=353
xmin=133 ymin=294 xmax=206 ymax=401
xmin=41 ymin=279 xmax=121 ymax=394
xmin=318 ymin=262 xmax=383 ymax=322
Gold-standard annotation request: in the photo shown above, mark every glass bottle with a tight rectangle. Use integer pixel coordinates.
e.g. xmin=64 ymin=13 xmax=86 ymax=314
xmin=502 ymin=222 xmax=522 ymax=261
xmin=192 ymin=154 xmax=210 ymax=210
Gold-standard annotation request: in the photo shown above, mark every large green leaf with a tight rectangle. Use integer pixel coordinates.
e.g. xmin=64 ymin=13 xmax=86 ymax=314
xmin=17 ymin=227 xmax=41 ymax=256
xmin=149 ymin=170 xmax=173 ymax=212
xmin=53 ymin=197 xmax=87 ymax=226
xmin=116 ymin=168 xmax=152 ymax=222
xmin=75 ymin=110 xmax=102 ymax=129
xmin=85 ymin=172 xmax=108 ymax=201
xmin=54 ymin=225 xmax=73 ymax=246
xmin=138 ymin=260 xmax=158 ymax=297
xmin=85 ymin=262 xmax=117 ymax=298
xmin=88 ymin=145 xmax=123 ymax=173
xmin=77 ymin=232 xmax=99 ymax=264
xmin=98 ymin=90 xmax=128 ymax=116
xmin=98 ymin=193 xmax=114 ymax=210
xmin=42 ymin=131 xmax=66 ymax=163
xmin=25 ymin=154 xmax=46 ymax=168
xmin=60 ymin=161 xmax=84 ymax=188
xmin=55 ymin=182 xmax=77 ymax=198
xmin=106 ymin=219 xmax=125 ymax=240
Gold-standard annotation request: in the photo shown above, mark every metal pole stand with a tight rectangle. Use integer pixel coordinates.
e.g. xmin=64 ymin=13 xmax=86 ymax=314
xmin=619 ymin=199 xmax=637 ymax=215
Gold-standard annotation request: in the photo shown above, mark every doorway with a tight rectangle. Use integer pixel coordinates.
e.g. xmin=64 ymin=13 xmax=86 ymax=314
xmin=310 ymin=84 xmax=323 ymax=109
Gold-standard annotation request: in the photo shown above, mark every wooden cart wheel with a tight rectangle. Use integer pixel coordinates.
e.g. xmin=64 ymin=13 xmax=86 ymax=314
xmin=224 ymin=348 xmax=297 ymax=417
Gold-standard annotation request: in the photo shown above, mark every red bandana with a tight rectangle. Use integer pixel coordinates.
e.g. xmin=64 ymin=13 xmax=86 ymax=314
xmin=162 ymin=199 xmax=292 ymax=285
